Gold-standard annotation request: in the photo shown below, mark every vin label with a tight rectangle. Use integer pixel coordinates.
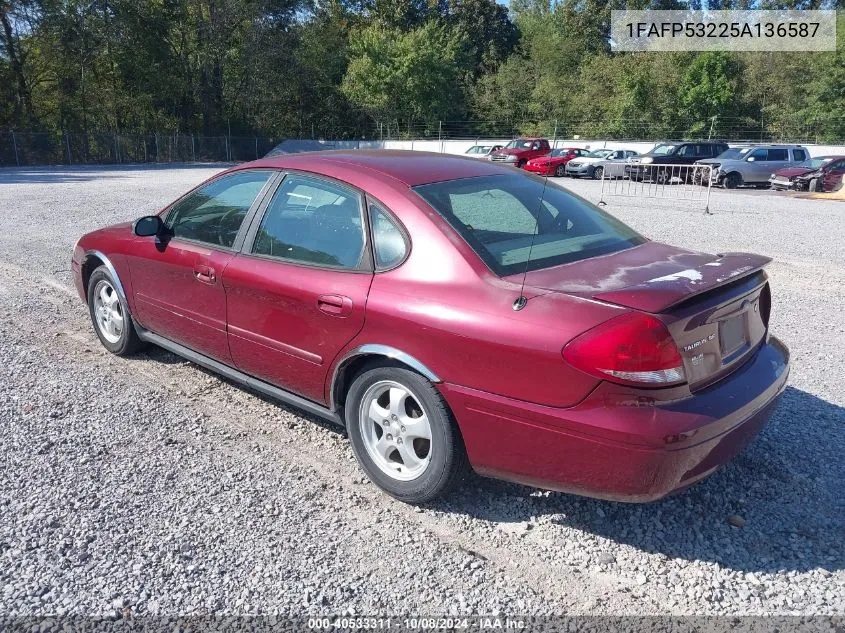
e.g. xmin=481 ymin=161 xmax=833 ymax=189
xmin=611 ymin=10 xmax=837 ymax=52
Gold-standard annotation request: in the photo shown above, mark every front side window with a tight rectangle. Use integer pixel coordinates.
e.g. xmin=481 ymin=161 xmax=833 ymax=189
xmin=414 ymin=174 xmax=645 ymax=276
xmin=252 ymin=174 xmax=365 ymax=270
xmin=166 ymin=170 xmax=273 ymax=248
xmin=792 ymin=149 xmax=807 ymax=162
xmin=749 ymin=148 xmax=769 ymax=161
xmin=369 ymin=202 xmax=407 ymax=270
xmin=768 ymin=148 xmax=789 ymax=161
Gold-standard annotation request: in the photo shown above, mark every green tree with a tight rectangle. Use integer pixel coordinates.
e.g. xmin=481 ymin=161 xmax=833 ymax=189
xmin=341 ymin=21 xmax=467 ymax=127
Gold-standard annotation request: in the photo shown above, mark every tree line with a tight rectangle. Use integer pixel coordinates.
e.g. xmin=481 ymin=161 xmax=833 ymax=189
xmin=1 ymin=0 xmax=844 ymax=143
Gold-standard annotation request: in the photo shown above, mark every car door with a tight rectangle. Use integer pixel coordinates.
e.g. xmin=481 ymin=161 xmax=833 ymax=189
xmin=765 ymin=148 xmax=790 ymax=181
xmin=127 ymin=169 xmax=276 ymax=363
xmin=222 ymin=173 xmax=373 ymax=402
xmin=744 ymin=148 xmax=769 ymax=181
xmin=823 ymin=159 xmax=845 ymax=191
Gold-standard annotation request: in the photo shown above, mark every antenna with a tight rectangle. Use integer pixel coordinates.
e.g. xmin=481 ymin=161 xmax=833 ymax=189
xmin=513 ymin=171 xmax=551 ymax=311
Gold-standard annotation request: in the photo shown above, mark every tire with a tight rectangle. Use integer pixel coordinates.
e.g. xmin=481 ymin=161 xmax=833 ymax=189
xmin=808 ymin=178 xmax=820 ymax=192
xmin=555 ymin=165 xmax=566 ymax=177
xmin=516 ymin=160 xmax=526 ymax=169
xmin=592 ymin=166 xmax=604 ymax=180
xmin=87 ymin=266 xmax=145 ymax=356
xmin=724 ymin=172 xmax=743 ymax=189
xmin=345 ymin=366 xmax=468 ymax=504
xmin=655 ymin=169 xmax=670 ymax=185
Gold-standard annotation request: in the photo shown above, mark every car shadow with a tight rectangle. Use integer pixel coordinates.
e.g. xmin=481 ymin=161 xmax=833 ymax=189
xmin=141 ymin=346 xmax=346 ymax=437
xmin=436 ymin=386 xmax=844 ymax=575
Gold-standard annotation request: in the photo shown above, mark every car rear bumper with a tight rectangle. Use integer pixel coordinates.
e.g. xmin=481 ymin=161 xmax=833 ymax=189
xmin=440 ymin=336 xmax=789 ymax=502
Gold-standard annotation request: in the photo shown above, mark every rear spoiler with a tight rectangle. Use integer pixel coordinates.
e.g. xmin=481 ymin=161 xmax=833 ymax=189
xmin=592 ymin=252 xmax=772 ymax=313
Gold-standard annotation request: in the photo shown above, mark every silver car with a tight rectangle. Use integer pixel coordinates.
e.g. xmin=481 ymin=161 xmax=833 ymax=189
xmin=464 ymin=145 xmax=503 ymax=159
xmin=565 ymin=149 xmax=638 ymax=179
xmin=696 ymin=145 xmax=809 ymax=188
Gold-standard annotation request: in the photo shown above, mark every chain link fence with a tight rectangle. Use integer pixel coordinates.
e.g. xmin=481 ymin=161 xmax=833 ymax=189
xmin=4 ymin=118 xmax=845 ymax=167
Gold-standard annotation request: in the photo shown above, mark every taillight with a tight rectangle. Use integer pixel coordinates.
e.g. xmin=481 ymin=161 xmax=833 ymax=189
xmin=562 ymin=313 xmax=686 ymax=386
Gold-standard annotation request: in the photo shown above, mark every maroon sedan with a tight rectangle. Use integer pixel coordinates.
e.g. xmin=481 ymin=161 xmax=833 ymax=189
xmin=769 ymin=155 xmax=845 ymax=192
xmin=72 ymin=152 xmax=789 ymax=504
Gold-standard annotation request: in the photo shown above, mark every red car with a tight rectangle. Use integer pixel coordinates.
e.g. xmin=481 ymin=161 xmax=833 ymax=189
xmin=523 ymin=148 xmax=587 ymax=177
xmin=72 ymin=152 xmax=789 ymax=504
xmin=769 ymin=155 xmax=845 ymax=192
xmin=488 ymin=137 xmax=551 ymax=168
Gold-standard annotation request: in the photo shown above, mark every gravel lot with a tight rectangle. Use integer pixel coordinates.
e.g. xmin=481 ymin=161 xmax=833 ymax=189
xmin=0 ymin=164 xmax=843 ymax=618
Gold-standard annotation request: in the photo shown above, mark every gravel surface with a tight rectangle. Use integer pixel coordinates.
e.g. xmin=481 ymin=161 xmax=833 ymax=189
xmin=0 ymin=164 xmax=843 ymax=618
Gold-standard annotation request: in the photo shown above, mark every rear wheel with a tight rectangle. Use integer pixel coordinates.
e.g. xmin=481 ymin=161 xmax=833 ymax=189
xmin=87 ymin=266 xmax=145 ymax=356
xmin=655 ymin=169 xmax=670 ymax=185
xmin=724 ymin=172 xmax=743 ymax=189
xmin=345 ymin=366 xmax=467 ymax=503
xmin=592 ymin=166 xmax=604 ymax=180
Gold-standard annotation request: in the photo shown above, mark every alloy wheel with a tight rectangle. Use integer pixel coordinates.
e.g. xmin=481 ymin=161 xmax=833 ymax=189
xmin=358 ymin=380 xmax=432 ymax=481
xmin=93 ymin=280 xmax=124 ymax=344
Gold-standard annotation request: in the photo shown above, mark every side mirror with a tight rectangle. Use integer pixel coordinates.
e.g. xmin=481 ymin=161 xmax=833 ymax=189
xmin=133 ymin=215 xmax=165 ymax=237
xmin=747 ymin=157 xmax=756 ymax=162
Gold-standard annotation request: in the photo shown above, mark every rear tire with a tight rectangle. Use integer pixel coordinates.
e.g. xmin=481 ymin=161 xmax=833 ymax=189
xmin=87 ymin=266 xmax=145 ymax=356
xmin=724 ymin=172 xmax=743 ymax=189
xmin=345 ymin=366 xmax=467 ymax=504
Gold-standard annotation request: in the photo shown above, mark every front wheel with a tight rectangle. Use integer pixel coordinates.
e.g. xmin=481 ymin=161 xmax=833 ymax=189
xmin=592 ymin=166 xmax=604 ymax=180
xmin=555 ymin=165 xmax=566 ymax=177
xmin=345 ymin=366 xmax=467 ymax=503
xmin=87 ymin=266 xmax=145 ymax=356
xmin=723 ymin=172 xmax=743 ymax=189
xmin=808 ymin=178 xmax=820 ymax=192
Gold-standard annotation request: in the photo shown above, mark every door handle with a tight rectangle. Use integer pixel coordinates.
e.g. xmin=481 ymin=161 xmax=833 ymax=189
xmin=317 ymin=294 xmax=353 ymax=317
xmin=194 ymin=264 xmax=216 ymax=284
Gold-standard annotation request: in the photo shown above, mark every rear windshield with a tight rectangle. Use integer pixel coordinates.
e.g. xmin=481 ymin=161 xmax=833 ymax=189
xmin=413 ymin=174 xmax=646 ymax=276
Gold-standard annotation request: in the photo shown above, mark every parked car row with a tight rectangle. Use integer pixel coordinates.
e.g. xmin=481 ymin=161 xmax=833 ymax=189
xmin=467 ymin=137 xmax=844 ymax=194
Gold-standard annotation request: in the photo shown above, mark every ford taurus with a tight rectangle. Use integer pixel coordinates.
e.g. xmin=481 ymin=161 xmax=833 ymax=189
xmin=72 ymin=151 xmax=789 ymax=504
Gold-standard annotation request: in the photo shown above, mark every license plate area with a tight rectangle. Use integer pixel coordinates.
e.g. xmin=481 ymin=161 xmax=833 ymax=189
xmin=720 ymin=314 xmax=748 ymax=358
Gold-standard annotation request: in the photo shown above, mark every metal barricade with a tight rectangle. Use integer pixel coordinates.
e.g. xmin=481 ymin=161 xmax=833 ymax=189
xmin=598 ymin=162 xmax=714 ymax=215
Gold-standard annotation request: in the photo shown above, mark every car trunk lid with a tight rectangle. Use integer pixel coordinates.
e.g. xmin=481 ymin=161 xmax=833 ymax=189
xmin=513 ymin=242 xmax=772 ymax=389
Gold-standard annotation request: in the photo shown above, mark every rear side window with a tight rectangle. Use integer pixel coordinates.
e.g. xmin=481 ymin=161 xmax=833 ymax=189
xmin=369 ymin=202 xmax=407 ymax=270
xmin=252 ymin=174 xmax=365 ymax=270
xmin=414 ymin=174 xmax=645 ymax=276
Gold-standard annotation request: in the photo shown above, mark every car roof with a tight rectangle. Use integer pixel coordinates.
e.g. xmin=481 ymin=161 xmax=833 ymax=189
xmin=746 ymin=144 xmax=805 ymax=148
xmin=244 ymin=150 xmax=510 ymax=187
